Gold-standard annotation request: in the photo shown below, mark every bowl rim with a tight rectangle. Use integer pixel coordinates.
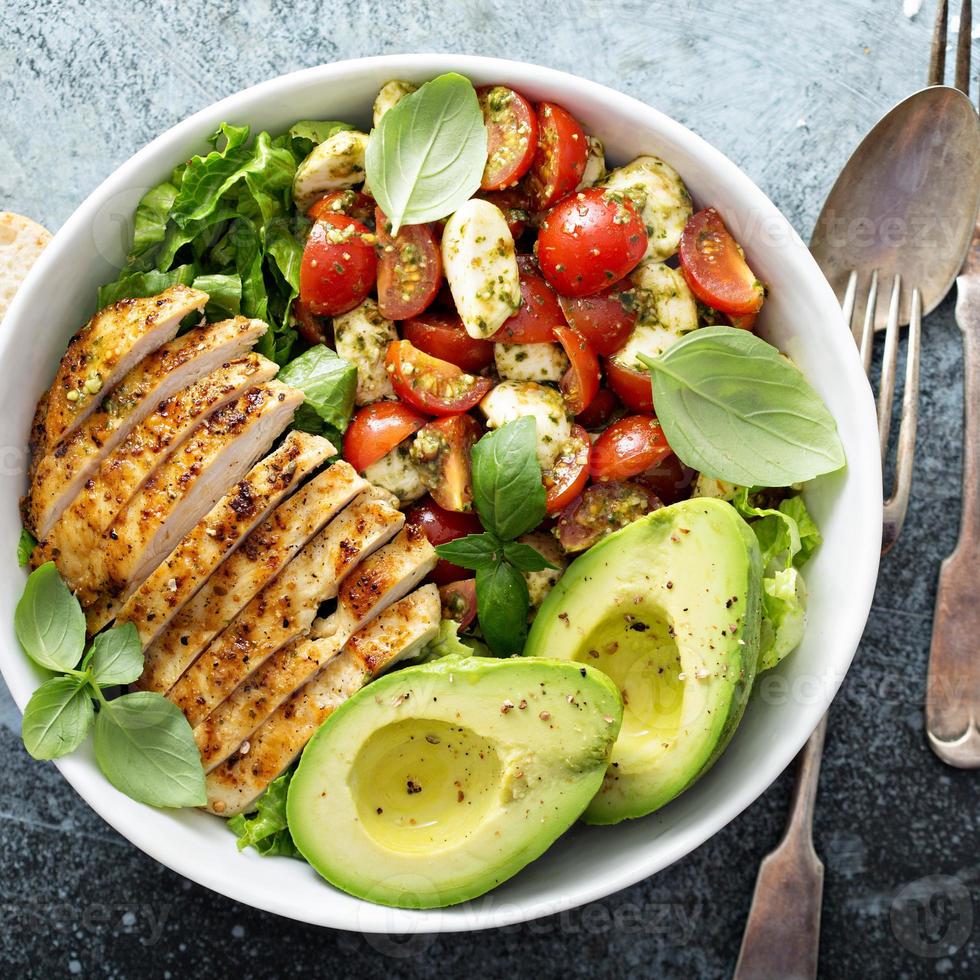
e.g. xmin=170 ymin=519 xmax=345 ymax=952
xmin=0 ymin=52 xmax=883 ymax=932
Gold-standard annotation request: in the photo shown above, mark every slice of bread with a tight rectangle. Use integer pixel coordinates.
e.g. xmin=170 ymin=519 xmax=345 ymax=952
xmin=0 ymin=212 xmax=51 ymax=321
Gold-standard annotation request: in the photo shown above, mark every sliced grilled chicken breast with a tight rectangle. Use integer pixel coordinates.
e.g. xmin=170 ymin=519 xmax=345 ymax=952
xmin=169 ymin=490 xmax=406 ymax=727
xmin=92 ymin=381 xmax=303 ymax=610
xmin=27 ymin=317 xmax=266 ymax=537
xmin=204 ymin=584 xmax=441 ymax=816
xmin=33 ymin=355 xmax=278 ymax=588
xmin=115 ymin=431 xmax=333 ymax=647
xmin=30 ymin=285 xmax=208 ymax=458
xmin=137 ymin=462 xmax=368 ymax=694
xmin=193 ymin=526 xmax=437 ymax=771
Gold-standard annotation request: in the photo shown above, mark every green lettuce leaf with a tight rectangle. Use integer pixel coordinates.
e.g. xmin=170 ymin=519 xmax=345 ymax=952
xmin=96 ymin=264 xmax=198 ymax=308
xmin=227 ymin=770 xmax=302 ymax=859
xmin=277 ymin=344 xmax=357 ymax=435
xmin=416 ymin=619 xmax=477 ymax=663
xmin=759 ymin=567 xmax=808 ymax=671
xmin=288 ymin=120 xmax=354 ymax=157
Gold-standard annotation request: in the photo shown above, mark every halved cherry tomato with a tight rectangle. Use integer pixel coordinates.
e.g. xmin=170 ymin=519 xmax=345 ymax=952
xmin=478 ymin=187 xmax=530 ymax=239
xmin=299 ymin=214 xmax=377 ymax=317
xmin=439 ymin=579 xmax=478 ymax=631
xmin=728 ymin=312 xmax=757 ymax=331
xmin=525 ymin=102 xmax=588 ymax=211
xmin=678 ymin=207 xmax=764 ymax=316
xmin=636 ymin=453 xmax=696 ymax=505
xmin=555 ymin=481 xmax=661 ymax=552
xmin=544 ymin=423 xmax=591 ymax=513
xmin=537 ymin=188 xmax=646 ymax=297
xmin=291 ymin=298 xmax=331 ymax=346
xmin=478 ymin=86 xmax=539 ymax=191
xmin=558 ymin=286 xmax=638 ymax=356
xmin=554 ymin=324 xmax=600 ymax=415
xmin=342 ymin=401 xmax=428 ymax=473
xmin=575 ymin=387 xmax=620 ymax=430
xmin=604 ymin=358 xmax=654 ymax=412
xmin=591 ymin=415 xmax=672 ymax=483
xmin=411 ymin=414 xmax=483 ymax=512
xmin=490 ymin=255 xmax=564 ymax=343
xmin=375 ymin=207 xmax=443 ymax=320
xmin=406 ymin=500 xmax=482 ymax=586
xmin=385 ymin=340 xmax=494 ymax=415
xmin=307 ymin=190 xmax=376 ymax=225
xmin=402 ymin=311 xmax=494 ymax=373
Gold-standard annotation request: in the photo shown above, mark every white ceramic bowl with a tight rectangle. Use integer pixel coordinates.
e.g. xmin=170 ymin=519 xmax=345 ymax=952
xmin=0 ymin=54 xmax=882 ymax=933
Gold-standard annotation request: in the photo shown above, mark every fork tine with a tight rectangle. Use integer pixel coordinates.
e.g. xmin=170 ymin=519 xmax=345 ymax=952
xmin=929 ymin=0 xmax=949 ymax=85
xmin=842 ymin=269 xmax=859 ymax=340
xmin=882 ymin=288 xmax=922 ymax=553
xmin=860 ymin=269 xmax=878 ymax=374
xmin=955 ymin=0 xmax=973 ymax=95
xmin=877 ymin=275 xmax=902 ymax=462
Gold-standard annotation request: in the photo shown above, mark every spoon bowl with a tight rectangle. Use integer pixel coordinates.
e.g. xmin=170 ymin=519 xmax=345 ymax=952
xmin=811 ymin=85 xmax=980 ymax=328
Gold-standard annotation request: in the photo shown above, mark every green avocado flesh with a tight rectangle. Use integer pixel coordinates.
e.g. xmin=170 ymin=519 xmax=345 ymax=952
xmin=524 ymin=498 xmax=762 ymax=824
xmin=286 ymin=656 xmax=623 ymax=909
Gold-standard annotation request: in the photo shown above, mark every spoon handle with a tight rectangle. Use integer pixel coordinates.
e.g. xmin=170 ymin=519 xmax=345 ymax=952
xmin=926 ymin=234 xmax=980 ymax=768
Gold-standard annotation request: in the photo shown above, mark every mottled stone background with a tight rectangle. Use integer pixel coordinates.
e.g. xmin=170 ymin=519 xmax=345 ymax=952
xmin=1 ymin=1 xmax=978 ymax=977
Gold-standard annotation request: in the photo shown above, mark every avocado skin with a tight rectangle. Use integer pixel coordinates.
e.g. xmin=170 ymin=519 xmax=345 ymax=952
xmin=286 ymin=656 xmax=623 ymax=909
xmin=524 ymin=498 xmax=763 ymax=824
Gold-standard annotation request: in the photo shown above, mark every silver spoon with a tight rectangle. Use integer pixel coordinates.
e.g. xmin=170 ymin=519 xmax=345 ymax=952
xmin=734 ymin=84 xmax=980 ymax=980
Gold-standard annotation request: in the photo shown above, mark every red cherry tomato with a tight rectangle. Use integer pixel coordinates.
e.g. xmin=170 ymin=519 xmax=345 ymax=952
xmin=342 ymin=401 xmax=428 ymax=473
xmin=406 ymin=500 xmax=482 ymax=586
xmin=307 ymin=190 xmax=376 ymax=225
xmin=525 ymin=102 xmax=588 ymax=211
xmin=412 ymin=414 xmax=483 ymax=513
xmin=554 ymin=325 xmax=600 ymax=415
xmin=591 ymin=415 xmax=673 ymax=483
xmin=555 ymin=481 xmax=661 ymax=552
xmin=558 ymin=286 xmax=638 ymax=356
xmin=478 ymin=86 xmax=539 ymax=191
xmin=385 ymin=340 xmax=494 ymax=415
xmin=490 ymin=255 xmax=564 ymax=343
xmin=728 ymin=312 xmax=757 ymax=331
xmin=604 ymin=358 xmax=654 ymax=412
xmin=291 ymin=298 xmax=331 ymax=346
xmin=401 ymin=311 xmax=494 ymax=373
xmin=575 ymin=387 xmax=620 ymax=430
xmin=678 ymin=207 xmax=764 ymax=316
xmin=439 ymin=579 xmax=478 ymax=631
xmin=478 ymin=187 xmax=530 ymax=239
xmin=636 ymin=453 xmax=696 ymax=505
xmin=299 ymin=214 xmax=377 ymax=317
xmin=544 ymin=424 xmax=591 ymax=513
xmin=537 ymin=188 xmax=646 ymax=297
xmin=375 ymin=207 xmax=443 ymax=320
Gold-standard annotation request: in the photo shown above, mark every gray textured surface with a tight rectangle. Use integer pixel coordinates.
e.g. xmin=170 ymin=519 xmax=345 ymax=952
xmin=1 ymin=1 xmax=978 ymax=977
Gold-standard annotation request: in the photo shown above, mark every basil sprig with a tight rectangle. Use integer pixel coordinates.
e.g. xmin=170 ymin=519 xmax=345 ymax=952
xmin=366 ymin=72 xmax=487 ymax=234
xmin=640 ymin=326 xmax=846 ymax=487
xmin=435 ymin=419 xmax=555 ymax=656
xmin=16 ymin=564 xmax=206 ymax=807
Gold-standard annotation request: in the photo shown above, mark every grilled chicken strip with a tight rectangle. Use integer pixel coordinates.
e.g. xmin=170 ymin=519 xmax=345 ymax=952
xmin=193 ymin=524 xmax=437 ymax=771
xmin=27 ymin=317 xmax=266 ymax=538
xmin=115 ymin=431 xmax=333 ymax=648
xmin=32 ymin=354 xmax=278 ymax=588
xmin=29 ymin=285 xmax=208 ymax=459
xmin=137 ymin=461 xmax=368 ymax=694
xmin=205 ymin=584 xmax=441 ymax=816
xmin=170 ymin=490 xmax=406 ymax=727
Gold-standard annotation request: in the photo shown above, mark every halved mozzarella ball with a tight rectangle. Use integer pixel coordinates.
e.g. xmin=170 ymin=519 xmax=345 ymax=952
xmin=373 ymin=80 xmax=417 ymax=126
xmin=293 ymin=131 xmax=370 ymax=211
xmin=333 ymin=298 xmax=398 ymax=405
xmin=480 ymin=381 xmax=571 ymax=471
xmin=577 ymin=136 xmax=607 ymax=190
xmin=494 ymin=342 xmax=569 ymax=383
xmin=363 ymin=442 xmax=425 ymax=504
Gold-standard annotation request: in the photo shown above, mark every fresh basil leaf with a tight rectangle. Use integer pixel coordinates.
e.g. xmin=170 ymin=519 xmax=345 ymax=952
xmin=228 ymin=770 xmax=302 ymax=858
xmin=288 ymin=120 xmax=354 ymax=158
xmin=476 ymin=562 xmax=529 ymax=656
xmin=193 ymin=273 xmax=242 ymax=319
xmin=89 ymin=623 xmax=143 ymax=687
xmin=435 ymin=533 xmax=502 ymax=571
xmin=93 ymin=692 xmax=206 ymax=807
xmin=21 ymin=676 xmax=94 ymax=760
xmin=502 ymin=541 xmax=557 ymax=572
xmin=17 ymin=527 xmax=36 ymax=567
xmin=366 ymin=72 xmax=487 ymax=233
xmin=96 ymin=264 xmax=198 ymax=309
xmin=471 ymin=418 xmax=547 ymax=541
xmin=15 ymin=563 xmax=86 ymax=673
xmin=641 ymin=326 xmax=845 ymax=486
xmin=278 ymin=344 xmax=357 ymax=433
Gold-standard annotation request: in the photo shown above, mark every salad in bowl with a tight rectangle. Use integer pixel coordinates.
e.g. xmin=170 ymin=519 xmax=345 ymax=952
xmin=9 ymin=63 xmax=857 ymax=916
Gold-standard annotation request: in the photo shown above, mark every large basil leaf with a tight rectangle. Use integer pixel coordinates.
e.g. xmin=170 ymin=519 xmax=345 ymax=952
xmin=21 ymin=676 xmax=94 ymax=760
xmin=366 ymin=72 xmax=487 ymax=233
xmin=15 ymin=563 xmax=85 ymax=673
xmin=476 ymin=562 xmax=530 ymax=656
xmin=89 ymin=623 xmax=143 ymax=687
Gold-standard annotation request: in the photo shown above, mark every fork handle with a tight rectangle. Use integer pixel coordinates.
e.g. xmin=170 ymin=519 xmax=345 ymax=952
xmin=926 ymin=276 xmax=980 ymax=767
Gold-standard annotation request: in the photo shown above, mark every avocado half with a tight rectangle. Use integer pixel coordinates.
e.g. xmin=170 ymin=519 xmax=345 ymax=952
xmin=524 ymin=497 xmax=762 ymax=824
xmin=286 ymin=656 xmax=623 ymax=909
